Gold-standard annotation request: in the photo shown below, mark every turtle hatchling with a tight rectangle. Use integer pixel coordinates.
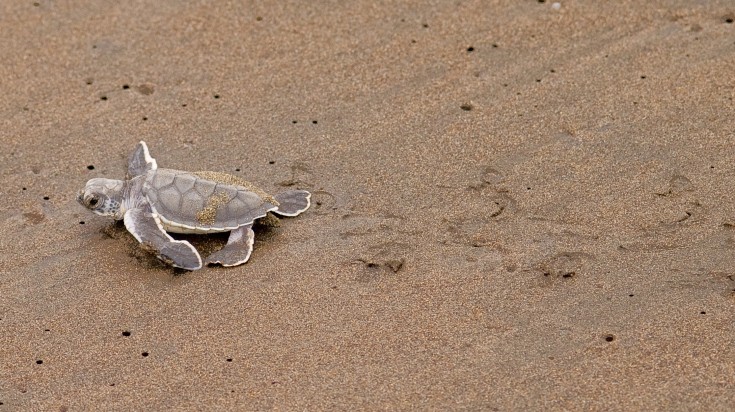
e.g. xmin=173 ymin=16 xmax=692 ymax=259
xmin=77 ymin=141 xmax=310 ymax=270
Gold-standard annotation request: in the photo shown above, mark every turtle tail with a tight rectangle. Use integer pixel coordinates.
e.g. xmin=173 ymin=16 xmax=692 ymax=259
xmin=272 ymin=190 xmax=311 ymax=217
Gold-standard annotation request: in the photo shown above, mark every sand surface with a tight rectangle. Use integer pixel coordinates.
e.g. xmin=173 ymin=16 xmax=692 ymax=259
xmin=2 ymin=1 xmax=735 ymax=410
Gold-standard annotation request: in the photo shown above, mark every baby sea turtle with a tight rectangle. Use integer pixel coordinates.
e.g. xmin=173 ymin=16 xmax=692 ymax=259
xmin=77 ymin=141 xmax=310 ymax=270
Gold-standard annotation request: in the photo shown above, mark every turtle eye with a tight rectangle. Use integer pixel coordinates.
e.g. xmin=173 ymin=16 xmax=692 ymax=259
xmin=88 ymin=197 xmax=99 ymax=207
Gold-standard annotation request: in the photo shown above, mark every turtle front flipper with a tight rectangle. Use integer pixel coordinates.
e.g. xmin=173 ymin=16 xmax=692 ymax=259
xmin=127 ymin=141 xmax=158 ymax=178
xmin=123 ymin=208 xmax=202 ymax=270
xmin=205 ymin=224 xmax=255 ymax=267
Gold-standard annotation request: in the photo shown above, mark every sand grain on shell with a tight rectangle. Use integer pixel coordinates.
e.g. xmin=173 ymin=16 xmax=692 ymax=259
xmin=195 ymin=191 xmax=230 ymax=225
xmin=193 ymin=171 xmax=279 ymax=205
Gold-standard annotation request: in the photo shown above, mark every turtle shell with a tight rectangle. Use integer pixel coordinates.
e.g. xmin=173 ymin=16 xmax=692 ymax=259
xmin=143 ymin=169 xmax=278 ymax=233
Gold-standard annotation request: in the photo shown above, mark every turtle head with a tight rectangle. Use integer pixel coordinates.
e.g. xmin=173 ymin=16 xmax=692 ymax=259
xmin=77 ymin=178 xmax=125 ymax=219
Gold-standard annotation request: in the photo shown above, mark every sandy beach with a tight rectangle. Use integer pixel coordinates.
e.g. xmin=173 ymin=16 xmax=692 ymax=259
xmin=1 ymin=1 xmax=734 ymax=410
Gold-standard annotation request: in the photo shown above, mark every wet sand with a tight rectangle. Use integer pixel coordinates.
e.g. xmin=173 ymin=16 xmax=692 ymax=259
xmin=1 ymin=1 xmax=735 ymax=410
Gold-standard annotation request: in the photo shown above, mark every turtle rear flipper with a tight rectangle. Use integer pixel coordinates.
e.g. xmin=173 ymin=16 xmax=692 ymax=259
xmin=205 ymin=224 xmax=255 ymax=267
xmin=124 ymin=208 xmax=202 ymax=270
xmin=272 ymin=190 xmax=311 ymax=217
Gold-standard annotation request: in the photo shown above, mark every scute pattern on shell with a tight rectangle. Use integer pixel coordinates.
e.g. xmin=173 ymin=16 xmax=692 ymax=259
xmin=143 ymin=169 xmax=277 ymax=232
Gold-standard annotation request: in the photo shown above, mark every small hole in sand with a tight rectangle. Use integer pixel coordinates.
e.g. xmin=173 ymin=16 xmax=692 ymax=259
xmin=460 ymin=103 xmax=473 ymax=111
xmin=110 ymin=383 xmax=115 ymax=386
xmin=142 ymin=117 xmax=148 ymax=121
xmin=141 ymin=352 xmax=149 ymax=357
xmin=726 ymin=17 xmax=733 ymax=24
xmin=22 ymin=187 xmax=27 ymax=190
xmin=122 ymin=331 xmax=131 ymax=337
xmin=182 ymin=103 xmax=187 ymax=107
xmin=33 ymin=1 xmax=40 ymax=6
xmin=629 ymin=294 xmax=634 ymax=297
xmin=312 ymin=120 xmax=318 ymax=124
xmin=640 ymin=75 xmax=647 ymax=79
xmin=538 ymin=0 xmax=545 ymax=3
xmin=226 ymin=358 xmax=233 ymax=362
xmin=604 ymin=334 xmax=615 ymax=342
xmin=256 ymin=16 xmax=263 ymax=21
xmin=86 ymin=79 xmax=93 ymax=85
xmin=87 ymin=165 xmax=95 ymax=170
xmin=36 ymin=360 xmax=43 ymax=365
xmin=292 ymin=120 xmax=298 ymax=124
xmin=269 ymin=160 xmax=275 ymax=165
xmin=79 ymin=221 xmax=85 ymax=224
xmin=550 ymin=69 xmax=556 ymax=73
xmin=43 ymin=196 xmax=50 ymax=200
xmin=700 ymin=311 xmax=707 ymax=315
xmin=214 ymin=94 xmax=220 ymax=99
xmin=422 ymin=23 xmax=429 ymax=28
xmin=100 ymin=96 xmax=108 ymax=101
xmin=492 ymin=43 xmax=498 ymax=48
xmin=44 ymin=329 xmax=50 ymax=332
xmin=235 ymin=168 xmax=240 ymax=172
xmin=467 ymin=46 xmax=474 ymax=52
xmin=122 ymin=84 xmax=130 ymax=90
xmin=562 ymin=272 xmax=574 ymax=278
